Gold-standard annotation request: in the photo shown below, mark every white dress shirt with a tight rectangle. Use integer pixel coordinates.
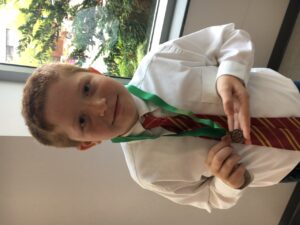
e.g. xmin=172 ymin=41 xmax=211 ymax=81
xmin=120 ymin=24 xmax=300 ymax=212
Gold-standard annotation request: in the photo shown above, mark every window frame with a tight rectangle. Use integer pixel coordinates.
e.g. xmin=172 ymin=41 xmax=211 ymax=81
xmin=0 ymin=0 xmax=190 ymax=84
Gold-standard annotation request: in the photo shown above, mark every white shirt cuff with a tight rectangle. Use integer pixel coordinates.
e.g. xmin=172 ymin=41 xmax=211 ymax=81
xmin=212 ymin=177 xmax=245 ymax=197
xmin=217 ymin=61 xmax=249 ymax=84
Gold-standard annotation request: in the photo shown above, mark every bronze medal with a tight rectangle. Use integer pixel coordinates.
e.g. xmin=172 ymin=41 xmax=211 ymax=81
xmin=230 ymin=129 xmax=244 ymax=143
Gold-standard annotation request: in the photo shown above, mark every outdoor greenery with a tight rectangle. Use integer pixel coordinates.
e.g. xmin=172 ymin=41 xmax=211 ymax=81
xmin=16 ymin=0 xmax=156 ymax=77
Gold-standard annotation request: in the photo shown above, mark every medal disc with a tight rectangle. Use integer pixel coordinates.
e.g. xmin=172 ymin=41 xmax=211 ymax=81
xmin=230 ymin=129 xmax=244 ymax=143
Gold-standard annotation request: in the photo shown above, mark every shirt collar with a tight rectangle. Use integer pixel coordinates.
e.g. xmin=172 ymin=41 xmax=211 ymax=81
xmin=122 ymin=94 xmax=158 ymax=136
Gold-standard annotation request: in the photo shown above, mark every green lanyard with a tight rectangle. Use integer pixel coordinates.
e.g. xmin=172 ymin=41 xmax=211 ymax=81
xmin=111 ymin=85 xmax=227 ymax=143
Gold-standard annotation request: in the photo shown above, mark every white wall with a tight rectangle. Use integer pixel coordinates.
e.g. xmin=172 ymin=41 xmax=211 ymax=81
xmin=0 ymin=81 xmax=29 ymax=136
xmin=183 ymin=0 xmax=290 ymax=67
xmin=0 ymin=136 xmax=296 ymax=225
xmin=0 ymin=1 xmax=297 ymax=225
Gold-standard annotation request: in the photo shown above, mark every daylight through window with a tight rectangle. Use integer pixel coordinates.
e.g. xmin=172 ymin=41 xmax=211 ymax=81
xmin=0 ymin=0 xmax=158 ymax=78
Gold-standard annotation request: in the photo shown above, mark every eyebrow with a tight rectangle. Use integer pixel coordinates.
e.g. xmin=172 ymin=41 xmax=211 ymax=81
xmin=77 ymin=76 xmax=85 ymax=96
xmin=73 ymin=76 xmax=85 ymax=133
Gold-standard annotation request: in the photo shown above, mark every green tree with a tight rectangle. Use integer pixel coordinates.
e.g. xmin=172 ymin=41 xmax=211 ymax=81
xmin=17 ymin=0 xmax=156 ymax=77
xmin=18 ymin=0 xmax=71 ymax=62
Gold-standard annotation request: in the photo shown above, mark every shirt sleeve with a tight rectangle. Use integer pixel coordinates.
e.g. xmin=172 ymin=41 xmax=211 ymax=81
xmin=125 ymin=137 xmax=250 ymax=213
xmin=171 ymin=23 xmax=254 ymax=84
xmin=145 ymin=176 xmax=245 ymax=213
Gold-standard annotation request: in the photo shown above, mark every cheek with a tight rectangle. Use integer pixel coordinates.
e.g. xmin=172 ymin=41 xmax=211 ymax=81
xmin=105 ymin=83 xmax=121 ymax=100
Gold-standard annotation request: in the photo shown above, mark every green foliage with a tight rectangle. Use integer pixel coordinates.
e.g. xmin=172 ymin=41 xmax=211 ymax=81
xmin=18 ymin=0 xmax=71 ymax=63
xmin=17 ymin=0 xmax=156 ymax=77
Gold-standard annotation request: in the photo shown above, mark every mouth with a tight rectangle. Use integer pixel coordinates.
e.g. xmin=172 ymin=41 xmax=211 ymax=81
xmin=112 ymin=95 xmax=119 ymax=125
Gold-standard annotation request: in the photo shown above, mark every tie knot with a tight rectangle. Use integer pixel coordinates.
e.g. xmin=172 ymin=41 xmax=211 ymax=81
xmin=141 ymin=113 xmax=166 ymax=129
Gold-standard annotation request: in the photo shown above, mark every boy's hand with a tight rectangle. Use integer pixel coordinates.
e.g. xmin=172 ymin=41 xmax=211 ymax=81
xmin=206 ymin=136 xmax=247 ymax=189
xmin=216 ymin=75 xmax=251 ymax=144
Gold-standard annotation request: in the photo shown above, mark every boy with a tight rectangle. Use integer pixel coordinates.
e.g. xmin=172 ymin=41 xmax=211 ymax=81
xmin=22 ymin=24 xmax=300 ymax=212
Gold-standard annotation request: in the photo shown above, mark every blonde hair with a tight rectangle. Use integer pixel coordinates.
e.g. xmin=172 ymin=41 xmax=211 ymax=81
xmin=22 ymin=63 xmax=88 ymax=147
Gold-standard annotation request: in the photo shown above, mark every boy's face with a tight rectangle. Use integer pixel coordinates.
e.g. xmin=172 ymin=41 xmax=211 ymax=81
xmin=44 ymin=70 xmax=139 ymax=146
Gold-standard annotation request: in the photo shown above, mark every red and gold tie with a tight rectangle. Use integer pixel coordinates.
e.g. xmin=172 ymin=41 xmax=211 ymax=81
xmin=142 ymin=113 xmax=300 ymax=151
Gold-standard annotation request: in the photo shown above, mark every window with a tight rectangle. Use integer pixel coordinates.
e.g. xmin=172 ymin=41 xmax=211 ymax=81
xmin=5 ymin=28 xmax=17 ymax=62
xmin=0 ymin=0 xmax=189 ymax=82
xmin=0 ymin=0 xmax=158 ymax=78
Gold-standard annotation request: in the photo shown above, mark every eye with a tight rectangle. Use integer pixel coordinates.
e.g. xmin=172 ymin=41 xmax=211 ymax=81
xmin=83 ymin=82 xmax=91 ymax=96
xmin=79 ymin=115 xmax=87 ymax=130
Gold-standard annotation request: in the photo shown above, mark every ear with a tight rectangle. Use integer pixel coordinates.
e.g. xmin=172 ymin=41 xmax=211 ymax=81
xmin=77 ymin=141 xmax=102 ymax=151
xmin=88 ymin=67 xmax=103 ymax=75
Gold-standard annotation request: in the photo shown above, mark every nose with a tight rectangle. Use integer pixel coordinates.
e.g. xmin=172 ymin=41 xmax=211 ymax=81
xmin=86 ymin=97 xmax=108 ymax=117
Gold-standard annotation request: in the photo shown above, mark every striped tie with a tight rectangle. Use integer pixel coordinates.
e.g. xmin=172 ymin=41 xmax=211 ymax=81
xmin=141 ymin=113 xmax=300 ymax=151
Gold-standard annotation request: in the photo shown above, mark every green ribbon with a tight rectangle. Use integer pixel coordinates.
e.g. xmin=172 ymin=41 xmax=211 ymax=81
xmin=111 ymin=85 xmax=226 ymax=143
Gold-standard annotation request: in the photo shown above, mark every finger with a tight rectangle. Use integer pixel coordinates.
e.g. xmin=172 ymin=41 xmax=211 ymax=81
xmin=219 ymin=153 xmax=241 ymax=178
xmin=240 ymin=117 xmax=251 ymax=144
xmin=233 ymin=83 xmax=251 ymax=144
xmin=237 ymin=94 xmax=251 ymax=144
xmin=224 ymin=98 xmax=234 ymax=131
xmin=234 ymin=112 xmax=240 ymax=130
xmin=210 ymin=147 xmax=233 ymax=173
xmin=220 ymin=89 xmax=235 ymax=131
xmin=206 ymin=139 xmax=231 ymax=165
xmin=228 ymin=164 xmax=246 ymax=188
xmin=227 ymin=114 xmax=234 ymax=132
